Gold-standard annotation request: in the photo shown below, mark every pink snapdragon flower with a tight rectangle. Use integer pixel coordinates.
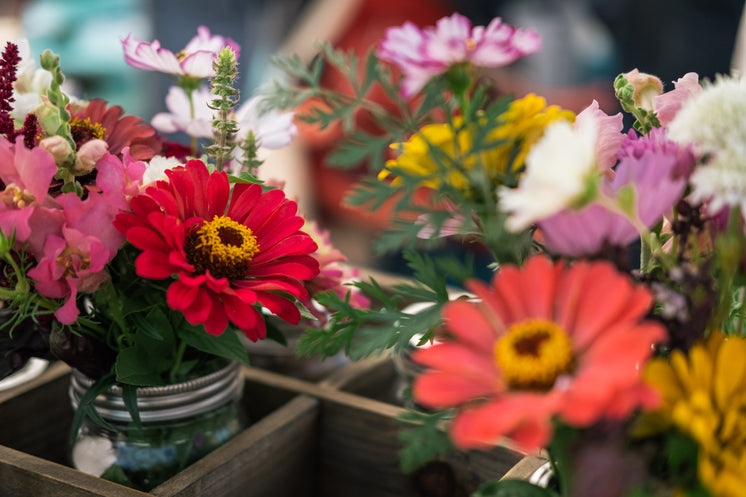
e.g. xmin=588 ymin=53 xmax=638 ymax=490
xmin=122 ymin=26 xmax=240 ymax=79
xmin=377 ymin=13 xmax=541 ymax=97
xmin=27 ymin=191 xmax=125 ymax=323
xmin=654 ymin=72 xmax=702 ymax=126
xmin=538 ymin=128 xmax=694 ymax=257
xmin=24 ymin=152 xmax=141 ymax=324
xmin=0 ymin=137 xmax=57 ymax=242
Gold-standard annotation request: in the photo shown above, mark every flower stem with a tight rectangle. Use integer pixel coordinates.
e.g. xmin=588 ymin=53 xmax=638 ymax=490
xmin=169 ymin=339 xmax=187 ymax=383
xmin=187 ymin=89 xmax=197 ymax=157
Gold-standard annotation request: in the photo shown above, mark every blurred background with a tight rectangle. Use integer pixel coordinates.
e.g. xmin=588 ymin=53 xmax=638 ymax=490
xmin=1 ymin=0 xmax=745 ymax=273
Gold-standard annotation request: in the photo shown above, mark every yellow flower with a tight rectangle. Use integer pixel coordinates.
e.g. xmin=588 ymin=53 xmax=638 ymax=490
xmin=379 ymin=94 xmax=574 ymax=190
xmin=485 ymin=93 xmax=575 ymax=175
xmin=642 ymin=332 xmax=746 ymax=497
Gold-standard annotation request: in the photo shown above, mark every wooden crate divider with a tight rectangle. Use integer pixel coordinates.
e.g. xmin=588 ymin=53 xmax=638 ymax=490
xmin=0 ymin=357 xmax=532 ymax=496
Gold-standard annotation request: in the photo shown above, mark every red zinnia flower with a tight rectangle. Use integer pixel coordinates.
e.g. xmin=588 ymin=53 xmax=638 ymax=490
xmin=114 ymin=160 xmax=319 ymax=340
xmin=70 ymin=99 xmax=161 ymax=160
xmin=412 ymin=255 xmax=666 ymax=451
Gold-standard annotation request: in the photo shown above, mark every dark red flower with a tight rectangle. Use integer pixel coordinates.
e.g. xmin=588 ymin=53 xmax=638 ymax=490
xmin=70 ymin=99 xmax=161 ymax=160
xmin=114 ymin=160 xmax=319 ymax=340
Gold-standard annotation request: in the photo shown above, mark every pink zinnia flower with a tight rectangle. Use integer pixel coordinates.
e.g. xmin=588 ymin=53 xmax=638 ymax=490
xmin=412 ymin=255 xmax=665 ymax=451
xmin=301 ymin=221 xmax=369 ymax=324
xmin=538 ymin=128 xmax=693 ymax=257
xmin=122 ymin=26 xmax=240 ymax=79
xmin=70 ymin=99 xmax=161 ymax=161
xmin=0 ymin=136 xmax=57 ymax=242
xmin=114 ymin=160 xmax=319 ymax=340
xmin=377 ymin=13 xmax=541 ymax=97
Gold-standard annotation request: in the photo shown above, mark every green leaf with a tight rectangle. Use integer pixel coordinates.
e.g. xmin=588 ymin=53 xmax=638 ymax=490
xmin=178 ymin=324 xmax=250 ymax=367
xmin=69 ymin=372 xmax=117 ymax=445
xmin=121 ymin=383 xmax=141 ymax=427
xmin=397 ymin=409 xmax=454 ymax=473
xmin=473 ymin=479 xmax=557 ymax=497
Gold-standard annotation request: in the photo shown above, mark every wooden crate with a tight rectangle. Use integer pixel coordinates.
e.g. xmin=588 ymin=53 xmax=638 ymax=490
xmin=0 ymin=358 xmax=531 ymax=496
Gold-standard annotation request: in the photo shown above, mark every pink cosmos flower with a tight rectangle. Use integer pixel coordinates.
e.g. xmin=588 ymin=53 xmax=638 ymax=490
xmin=0 ymin=137 xmax=57 ymax=242
xmin=377 ymin=13 xmax=541 ymax=97
xmin=122 ymin=26 xmax=240 ymax=79
xmin=654 ymin=72 xmax=701 ymax=126
xmin=412 ymin=255 xmax=666 ymax=451
xmin=538 ymin=128 xmax=693 ymax=257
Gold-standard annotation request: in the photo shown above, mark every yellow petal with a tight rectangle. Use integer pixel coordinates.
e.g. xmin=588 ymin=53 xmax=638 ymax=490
xmin=715 ymin=336 xmax=746 ymax=410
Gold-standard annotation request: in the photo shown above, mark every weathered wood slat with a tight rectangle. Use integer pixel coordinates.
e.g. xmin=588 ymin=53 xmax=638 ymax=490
xmin=152 ymin=395 xmax=319 ymax=497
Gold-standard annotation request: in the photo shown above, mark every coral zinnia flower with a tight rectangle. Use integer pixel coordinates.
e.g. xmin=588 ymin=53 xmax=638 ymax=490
xmin=412 ymin=255 xmax=665 ymax=451
xmin=114 ymin=160 xmax=319 ymax=340
xmin=641 ymin=332 xmax=746 ymax=497
xmin=70 ymin=99 xmax=161 ymax=161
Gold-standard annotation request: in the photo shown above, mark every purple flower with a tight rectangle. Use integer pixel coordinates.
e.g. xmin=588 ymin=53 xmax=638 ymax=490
xmin=538 ymin=128 xmax=693 ymax=257
xmin=122 ymin=26 xmax=240 ymax=79
xmin=376 ymin=13 xmax=541 ymax=97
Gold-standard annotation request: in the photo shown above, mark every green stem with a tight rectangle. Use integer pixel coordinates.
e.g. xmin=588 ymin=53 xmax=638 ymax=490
xmin=169 ymin=339 xmax=188 ymax=383
xmin=187 ymin=89 xmax=197 ymax=158
xmin=214 ymin=108 xmax=229 ymax=172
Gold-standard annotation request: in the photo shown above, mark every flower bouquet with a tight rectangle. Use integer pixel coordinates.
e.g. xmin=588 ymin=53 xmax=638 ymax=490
xmin=0 ymin=26 xmax=366 ymax=490
xmin=267 ymin=12 xmax=746 ymax=497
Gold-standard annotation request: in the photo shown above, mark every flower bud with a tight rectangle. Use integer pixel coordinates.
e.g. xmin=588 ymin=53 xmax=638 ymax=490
xmin=39 ymin=135 xmax=73 ymax=165
xmin=72 ymin=139 xmax=108 ymax=175
xmin=621 ymin=69 xmax=663 ymax=111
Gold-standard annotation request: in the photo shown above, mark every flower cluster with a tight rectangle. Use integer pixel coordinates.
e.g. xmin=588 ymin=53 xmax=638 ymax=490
xmin=0 ymin=27 xmax=367 ymax=413
xmin=268 ymin=11 xmax=746 ymax=497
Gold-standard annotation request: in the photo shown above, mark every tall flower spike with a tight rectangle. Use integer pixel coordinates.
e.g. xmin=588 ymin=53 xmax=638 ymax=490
xmin=205 ymin=47 xmax=239 ymax=172
xmin=0 ymin=42 xmax=20 ymax=140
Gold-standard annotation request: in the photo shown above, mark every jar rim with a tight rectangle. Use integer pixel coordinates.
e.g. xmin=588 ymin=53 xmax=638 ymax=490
xmin=69 ymin=361 xmax=244 ymax=423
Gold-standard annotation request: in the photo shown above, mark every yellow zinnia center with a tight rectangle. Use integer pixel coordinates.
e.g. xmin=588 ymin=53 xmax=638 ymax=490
xmin=70 ymin=117 xmax=106 ymax=147
xmin=494 ymin=318 xmax=575 ymax=390
xmin=185 ymin=215 xmax=260 ymax=280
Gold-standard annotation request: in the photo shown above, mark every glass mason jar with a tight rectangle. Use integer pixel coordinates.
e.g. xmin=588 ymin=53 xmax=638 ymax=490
xmin=69 ymin=361 xmax=247 ymax=491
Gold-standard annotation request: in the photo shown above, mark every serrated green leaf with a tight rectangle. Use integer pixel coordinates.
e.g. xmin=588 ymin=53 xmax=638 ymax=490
xmin=396 ymin=409 xmax=454 ymax=473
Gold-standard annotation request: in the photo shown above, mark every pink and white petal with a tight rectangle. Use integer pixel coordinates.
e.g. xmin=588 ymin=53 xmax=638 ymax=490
xmin=180 ymin=51 xmax=217 ymax=78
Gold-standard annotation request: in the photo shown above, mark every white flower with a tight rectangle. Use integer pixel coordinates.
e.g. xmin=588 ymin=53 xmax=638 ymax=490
xmin=142 ymin=155 xmax=182 ymax=185
xmin=151 ymin=90 xmax=296 ymax=152
xmin=151 ymin=86 xmax=214 ymax=138
xmin=499 ymin=116 xmax=599 ymax=231
xmin=667 ymin=75 xmax=746 ymax=213
xmin=234 ymin=96 xmax=296 ymax=150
